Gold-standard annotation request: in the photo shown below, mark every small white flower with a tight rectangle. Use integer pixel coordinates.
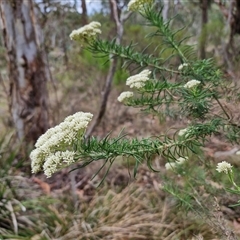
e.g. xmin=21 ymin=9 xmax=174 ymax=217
xmin=69 ymin=21 xmax=101 ymax=45
xmin=35 ymin=127 xmax=56 ymax=148
xmin=126 ymin=75 xmax=149 ymax=86
xmin=89 ymin=21 xmax=101 ymax=28
xmin=117 ymin=91 xmax=134 ymax=103
xmin=178 ymin=63 xmax=188 ymax=71
xmin=43 ymin=154 xmax=61 ymax=178
xmin=184 ymin=79 xmax=201 ymax=89
xmin=165 ymin=156 xmax=188 ymax=171
xmin=43 ymin=150 xmax=75 ymax=178
xmin=31 ymin=149 xmax=45 ymax=173
xmin=165 ymin=162 xmax=177 ymax=170
xmin=216 ymin=161 xmax=233 ymax=174
xmin=236 ymin=151 xmax=240 ymax=155
xmin=126 ymin=69 xmax=151 ymax=89
xmin=129 ymin=81 xmax=146 ymax=89
xmin=176 ymin=157 xmax=188 ymax=164
xmin=140 ymin=69 xmax=151 ymax=76
xmin=178 ymin=128 xmax=188 ymax=137
xmin=62 ymin=150 xmax=75 ymax=165
xmin=127 ymin=0 xmax=153 ymax=11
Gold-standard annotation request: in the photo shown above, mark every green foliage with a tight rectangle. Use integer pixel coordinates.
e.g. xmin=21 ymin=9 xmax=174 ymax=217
xmin=28 ymin=1 xmax=240 ymax=238
xmin=81 ymin=48 xmax=110 ymax=73
xmin=113 ymin=64 xmax=129 ymax=85
xmin=47 ymin=3 xmax=240 ymax=190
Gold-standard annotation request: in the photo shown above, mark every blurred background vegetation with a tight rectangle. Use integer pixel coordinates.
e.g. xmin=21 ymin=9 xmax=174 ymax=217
xmin=1 ymin=0 xmax=240 ymax=239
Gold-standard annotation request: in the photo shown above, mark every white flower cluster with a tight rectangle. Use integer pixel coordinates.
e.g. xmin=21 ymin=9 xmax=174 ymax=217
xmin=178 ymin=128 xmax=188 ymax=137
xmin=43 ymin=150 xmax=75 ymax=178
xmin=236 ymin=150 xmax=240 ymax=155
xmin=117 ymin=69 xmax=151 ymax=104
xmin=178 ymin=63 xmax=188 ymax=71
xmin=127 ymin=0 xmax=153 ymax=11
xmin=216 ymin=161 xmax=232 ymax=174
xmin=30 ymin=111 xmax=93 ymax=177
xmin=69 ymin=21 xmax=101 ymax=45
xmin=165 ymin=157 xmax=188 ymax=170
xmin=117 ymin=91 xmax=134 ymax=103
xmin=184 ymin=79 xmax=201 ymax=89
xmin=126 ymin=69 xmax=151 ymax=89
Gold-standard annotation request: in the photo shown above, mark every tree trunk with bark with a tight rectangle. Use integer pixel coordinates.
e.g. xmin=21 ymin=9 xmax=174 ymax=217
xmin=109 ymin=0 xmax=121 ymax=22
xmin=162 ymin=1 xmax=170 ymax=21
xmin=0 ymin=0 xmax=49 ymax=142
xmin=81 ymin=0 xmax=88 ymax=25
xmin=199 ymin=0 xmax=208 ymax=59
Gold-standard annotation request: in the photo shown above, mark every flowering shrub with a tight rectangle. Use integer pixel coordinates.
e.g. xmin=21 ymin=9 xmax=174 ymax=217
xmin=69 ymin=21 xmax=101 ymax=46
xmin=165 ymin=157 xmax=188 ymax=170
xmin=117 ymin=91 xmax=134 ymax=103
xmin=30 ymin=112 xmax=93 ymax=177
xmin=31 ymin=0 xmax=240 ymax=229
xmin=183 ymin=79 xmax=201 ymax=89
xmin=216 ymin=161 xmax=233 ymax=174
xmin=127 ymin=0 xmax=153 ymax=11
xmin=125 ymin=69 xmax=151 ymax=89
xmin=178 ymin=63 xmax=188 ymax=71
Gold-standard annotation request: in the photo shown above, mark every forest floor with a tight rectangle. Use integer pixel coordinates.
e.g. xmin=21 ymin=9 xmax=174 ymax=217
xmin=1 ymin=62 xmax=240 ymax=240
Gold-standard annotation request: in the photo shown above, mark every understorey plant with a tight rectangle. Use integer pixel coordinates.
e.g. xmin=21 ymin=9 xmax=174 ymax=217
xmin=30 ymin=0 xmax=240 ymax=237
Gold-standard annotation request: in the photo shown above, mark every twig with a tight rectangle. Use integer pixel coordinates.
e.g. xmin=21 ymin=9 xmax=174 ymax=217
xmin=213 ymin=93 xmax=231 ymax=121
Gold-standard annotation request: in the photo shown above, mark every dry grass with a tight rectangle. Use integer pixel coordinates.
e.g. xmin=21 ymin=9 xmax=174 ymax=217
xmin=0 ymin=153 xmax=225 ymax=240
xmin=59 ymin=181 xmax=218 ymax=240
xmin=0 ymin=168 xmax=221 ymax=240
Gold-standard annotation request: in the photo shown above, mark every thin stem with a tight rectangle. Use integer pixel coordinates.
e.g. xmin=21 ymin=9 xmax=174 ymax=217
xmin=212 ymin=93 xmax=231 ymax=120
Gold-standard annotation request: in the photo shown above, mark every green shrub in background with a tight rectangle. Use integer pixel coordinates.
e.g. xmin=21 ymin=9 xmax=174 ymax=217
xmin=30 ymin=0 xmax=240 ymax=238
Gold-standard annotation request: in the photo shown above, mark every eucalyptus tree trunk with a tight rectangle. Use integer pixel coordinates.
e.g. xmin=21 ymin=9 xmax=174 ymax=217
xmin=229 ymin=0 xmax=240 ymax=47
xmin=162 ymin=1 xmax=170 ymax=21
xmin=109 ymin=0 xmax=121 ymax=21
xmin=0 ymin=0 xmax=49 ymax=142
xmin=199 ymin=0 xmax=208 ymax=59
xmin=81 ymin=0 xmax=88 ymax=25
